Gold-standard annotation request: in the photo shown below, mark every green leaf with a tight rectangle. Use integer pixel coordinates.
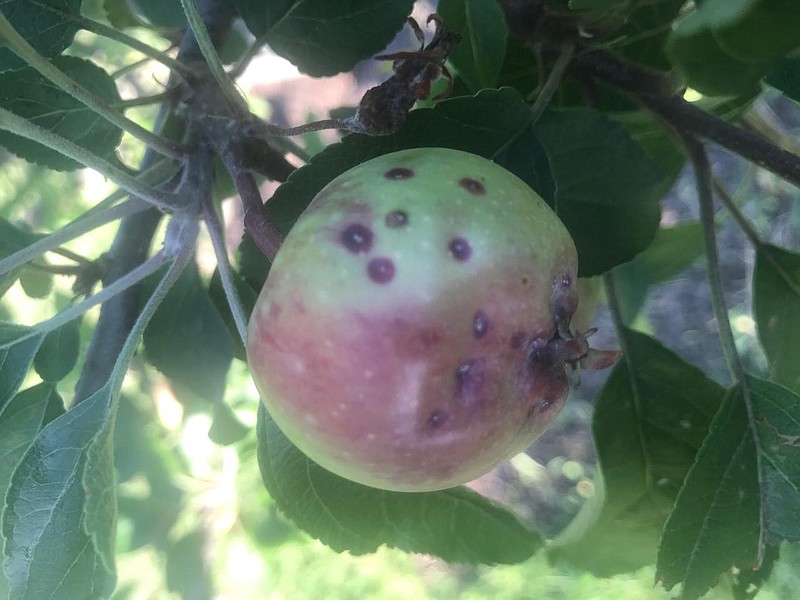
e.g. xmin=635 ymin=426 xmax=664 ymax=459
xmin=0 ymin=323 xmax=44 ymax=412
xmin=0 ymin=383 xmax=64 ymax=507
xmin=0 ymin=0 xmax=82 ymax=72
xmin=125 ymin=0 xmax=184 ymax=29
xmin=0 ymin=56 xmax=123 ymax=171
xmin=612 ymin=222 xmax=704 ymax=323
xmin=233 ymin=0 xmax=415 ymax=76
xmin=0 ymin=218 xmax=39 ymax=297
xmin=666 ymin=7 xmax=768 ymax=96
xmin=656 ymin=385 xmax=761 ymax=600
xmin=534 ymin=107 xmax=664 ymax=275
xmin=550 ymin=328 xmax=725 ymax=576
xmin=165 ymin=530 xmax=213 ymax=598
xmin=2 ymin=383 xmax=118 ymax=600
xmin=257 ymin=404 xmax=543 ymax=563
xmin=102 ymin=0 xmax=148 ymax=30
xmin=658 ymin=376 xmax=800 ymax=599
xmin=766 ymin=57 xmax=800 ymax=104
xmin=33 ymin=319 xmax=81 ymax=383
xmin=437 ymin=0 xmax=507 ymax=93
xmin=17 ymin=267 xmax=52 ymax=299
xmin=143 ymin=261 xmax=233 ymax=407
xmin=208 ymin=401 xmax=249 ymax=446
xmin=707 ymin=0 xmax=800 ymax=65
xmin=0 ymin=218 xmax=39 ymax=258
xmin=751 ymin=377 xmax=800 ymax=544
xmin=613 ymin=0 xmax=684 ymax=71
xmin=753 ymin=244 xmax=800 ymax=395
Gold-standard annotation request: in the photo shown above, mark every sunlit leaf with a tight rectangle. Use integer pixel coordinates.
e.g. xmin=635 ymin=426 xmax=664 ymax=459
xmin=257 ymin=404 xmax=543 ymax=564
xmin=0 ymin=383 xmax=64 ymax=505
xmin=2 ymin=383 xmax=118 ymax=600
xmin=0 ymin=56 xmax=123 ymax=171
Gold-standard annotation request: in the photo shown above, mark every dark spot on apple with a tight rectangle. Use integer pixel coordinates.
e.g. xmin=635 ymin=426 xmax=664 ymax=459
xmin=428 ymin=409 xmax=448 ymax=428
xmin=521 ymin=276 xmax=529 ymax=286
xmin=367 ymin=257 xmax=395 ymax=283
xmin=448 ymin=237 xmax=472 ymax=261
xmin=473 ymin=310 xmax=489 ymax=338
xmin=385 ymin=210 xmax=409 ymax=228
xmin=459 ymin=177 xmax=485 ymax=195
xmin=384 ymin=167 xmax=414 ymax=180
xmin=340 ymin=223 xmax=373 ymax=254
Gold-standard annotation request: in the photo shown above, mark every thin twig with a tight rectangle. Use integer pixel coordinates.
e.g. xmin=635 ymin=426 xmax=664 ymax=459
xmin=0 ymin=108 xmax=181 ymax=211
xmin=714 ymin=178 xmax=800 ymax=299
xmin=203 ymin=203 xmax=249 ymax=344
xmin=0 ymin=250 xmax=169 ymax=351
xmin=492 ymin=42 xmax=575 ymax=160
xmin=24 ymin=3 xmax=191 ymax=78
xmin=229 ymin=32 xmax=268 ymax=79
xmin=681 ymin=133 xmax=767 ymax=564
xmin=180 ymin=0 xmax=249 ymax=115
xmin=0 ymin=199 xmax=148 ymax=277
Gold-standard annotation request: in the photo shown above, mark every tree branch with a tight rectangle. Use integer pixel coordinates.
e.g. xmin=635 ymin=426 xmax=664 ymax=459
xmin=571 ymin=48 xmax=800 ymax=189
xmin=74 ymin=0 xmax=238 ymax=403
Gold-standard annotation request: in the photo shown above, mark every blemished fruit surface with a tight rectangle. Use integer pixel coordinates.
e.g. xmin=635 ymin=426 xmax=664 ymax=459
xmin=247 ymin=148 xmax=617 ymax=492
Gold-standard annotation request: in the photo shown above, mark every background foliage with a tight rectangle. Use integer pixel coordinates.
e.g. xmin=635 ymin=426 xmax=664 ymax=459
xmin=2 ymin=0 xmax=800 ymax=598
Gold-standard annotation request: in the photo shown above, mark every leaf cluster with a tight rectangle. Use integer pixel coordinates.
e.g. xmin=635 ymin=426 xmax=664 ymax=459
xmin=1 ymin=0 xmax=800 ymax=598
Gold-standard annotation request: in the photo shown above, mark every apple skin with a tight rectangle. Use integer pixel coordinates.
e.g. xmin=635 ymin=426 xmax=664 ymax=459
xmin=247 ymin=148 xmax=588 ymax=492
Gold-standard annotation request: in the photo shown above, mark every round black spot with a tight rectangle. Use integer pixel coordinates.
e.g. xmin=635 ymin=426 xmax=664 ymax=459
xmin=459 ymin=177 xmax=486 ymax=195
xmin=367 ymin=257 xmax=395 ymax=283
xmin=340 ymin=223 xmax=373 ymax=254
xmin=384 ymin=167 xmax=414 ymax=180
xmin=448 ymin=237 xmax=472 ymax=261
xmin=385 ymin=210 xmax=409 ymax=228
xmin=473 ymin=310 xmax=489 ymax=339
xmin=428 ymin=409 xmax=448 ymax=429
